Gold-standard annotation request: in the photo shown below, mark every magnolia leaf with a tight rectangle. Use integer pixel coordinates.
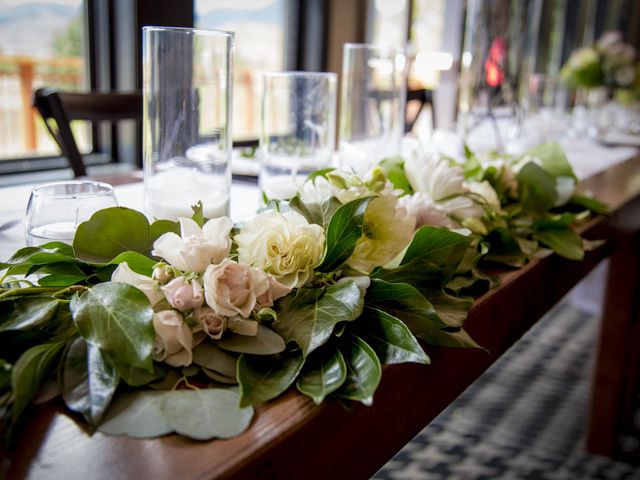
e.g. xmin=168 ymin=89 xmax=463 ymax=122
xmin=108 ymin=251 xmax=157 ymax=277
xmin=429 ymin=291 xmax=473 ymax=329
xmin=11 ymin=341 xmax=66 ymax=424
xmin=360 ymin=308 xmax=429 ymax=365
xmin=517 ymin=163 xmax=558 ymax=214
xmin=401 ymin=226 xmax=471 ymax=274
xmin=336 ymin=335 xmax=381 ymax=406
xmin=71 ymin=282 xmax=155 ymax=373
xmin=192 ymin=343 xmax=238 ymax=378
xmin=237 ymin=350 xmax=305 ymax=407
xmin=370 ymin=258 xmax=444 ymax=290
xmin=273 ymin=282 xmax=364 ymax=357
xmin=98 ymin=391 xmax=172 ymax=438
xmin=203 ymin=368 xmax=238 ymax=384
xmin=366 ymin=279 xmax=447 ymax=329
xmin=38 ymin=274 xmax=86 ymax=287
xmin=149 ymin=219 xmax=181 ymax=248
xmin=216 ymin=325 xmax=286 ymax=355
xmin=533 ymin=227 xmax=584 ymax=261
xmin=317 ymin=196 xmax=374 ymax=272
xmin=296 ymin=347 xmax=347 ymax=404
xmin=0 ymin=297 xmax=59 ymax=333
xmin=73 ymin=207 xmax=150 ymax=263
xmin=379 ymin=156 xmax=413 ymax=194
xmin=525 ymin=142 xmax=577 ymax=180
xmin=108 ymin=358 xmax=166 ymax=387
xmin=62 ymin=337 xmax=119 ymax=427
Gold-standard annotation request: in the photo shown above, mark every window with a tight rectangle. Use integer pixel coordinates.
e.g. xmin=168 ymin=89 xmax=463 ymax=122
xmin=0 ymin=0 xmax=89 ymax=161
xmin=194 ymin=0 xmax=290 ymax=141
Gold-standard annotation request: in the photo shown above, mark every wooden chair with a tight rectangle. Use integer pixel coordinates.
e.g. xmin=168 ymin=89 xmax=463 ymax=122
xmin=405 ymin=88 xmax=435 ymax=133
xmin=33 ymin=88 xmax=142 ymax=177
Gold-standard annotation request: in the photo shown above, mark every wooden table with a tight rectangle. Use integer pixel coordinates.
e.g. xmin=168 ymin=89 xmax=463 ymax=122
xmin=3 ymin=155 xmax=640 ymax=479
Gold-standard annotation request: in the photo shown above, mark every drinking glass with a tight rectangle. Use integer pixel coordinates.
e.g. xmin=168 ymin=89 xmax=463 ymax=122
xmin=259 ymin=71 xmax=337 ymax=201
xmin=143 ymin=26 xmax=234 ymax=220
xmin=339 ymin=43 xmax=407 ymax=174
xmin=25 ymin=181 xmax=117 ymax=246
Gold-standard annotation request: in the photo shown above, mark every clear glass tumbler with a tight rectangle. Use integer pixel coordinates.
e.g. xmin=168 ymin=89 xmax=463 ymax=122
xmin=259 ymin=71 xmax=337 ymax=201
xmin=25 ymin=181 xmax=118 ymax=246
xmin=142 ymin=26 xmax=234 ymax=220
xmin=339 ymin=43 xmax=407 ymax=174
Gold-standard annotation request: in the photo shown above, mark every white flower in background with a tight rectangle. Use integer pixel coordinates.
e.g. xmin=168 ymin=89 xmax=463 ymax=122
xmin=193 ymin=306 xmax=226 ymax=340
xmin=152 ymin=217 xmax=232 ymax=273
xmin=299 ymin=176 xmax=339 ymax=204
xmin=467 ymin=180 xmax=501 ymax=211
xmin=111 ymin=262 xmax=164 ymax=307
xmin=399 ymin=193 xmax=458 ymax=229
xmin=567 ymin=47 xmax=600 ymax=71
xmin=404 ymin=148 xmax=466 ymax=202
xmin=152 ymin=310 xmax=194 ymax=367
xmin=347 ymin=195 xmax=415 ymax=273
xmin=202 ymin=258 xmax=291 ymax=318
xmin=598 ymin=31 xmax=623 ymax=51
xmin=235 ymin=210 xmax=325 ymax=288
xmin=161 ymin=277 xmax=204 ymax=312
xmin=615 ymin=65 xmax=636 ymax=87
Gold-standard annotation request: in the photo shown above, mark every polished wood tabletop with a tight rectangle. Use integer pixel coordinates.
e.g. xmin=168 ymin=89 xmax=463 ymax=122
xmin=3 ymin=155 xmax=640 ymax=480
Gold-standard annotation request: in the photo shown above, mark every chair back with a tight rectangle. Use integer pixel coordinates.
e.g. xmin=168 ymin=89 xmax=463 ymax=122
xmin=33 ymin=88 xmax=142 ymax=177
xmin=405 ymin=89 xmax=434 ymax=133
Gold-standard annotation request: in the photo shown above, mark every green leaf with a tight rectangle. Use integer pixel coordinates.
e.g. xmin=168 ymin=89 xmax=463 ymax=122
xmin=110 ymin=360 xmax=166 ymax=387
xmin=428 ymin=290 xmax=473 ymax=329
xmin=71 ymin=282 xmax=155 ymax=373
xmin=569 ymin=193 xmax=608 ymax=214
xmin=336 ymin=335 xmax=381 ymax=406
xmin=0 ymin=297 xmax=59 ymax=333
xmin=482 ymin=228 xmax=528 ymax=267
xmin=237 ymin=350 xmax=305 ymax=407
xmin=289 ymin=195 xmax=342 ymax=228
xmin=517 ymin=163 xmax=558 ymax=214
xmin=524 ymin=142 xmax=577 ymax=180
xmin=11 ymin=341 xmax=66 ymax=424
xmin=61 ymin=337 xmax=119 ymax=427
xmin=190 ymin=201 xmax=206 ymax=228
xmin=192 ymin=343 xmax=238 ymax=378
xmin=317 ymin=196 xmax=374 ymax=272
xmin=202 ymin=368 xmax=238 ymax=384
xmin=162 ymin=388 xmax=253 ymax=440
xmin=370 ymin=258 xmax=444 ymax=290
xmin=401 ymin=226 xmax=472 ymax=274
xmin=38 ymin=274 xmax=86 ymax=287
xmin=379 ymin=156 xmax=413 ymax=194
xmin=216 ymin=325 xmax=286 ymax=355
xmin=73 ymin=207 xmax=151 ymax=263
xmin=98 ymin=391 xmax=172 ymax=438
xmin=366 ymin=279 xmax=447 ymax=329
xmin=360 ymin=308 xmax=429 ymax=365
xmin=296 ymin=347 xmax=347 ymax=404
xmin=273 ymin=282 xmax=365 ymax=357
xmin=149 ymin=219 xmax=181 ymax=247
xmin=307 ymin=167 xmax=335 ymax=182
xmin=108 ymin=251 xmax=157 ymax=277
xmin=0 ymin=360 xmax=11 ymax=392
xmin=533 ymin=227 xmax=584 ymax=261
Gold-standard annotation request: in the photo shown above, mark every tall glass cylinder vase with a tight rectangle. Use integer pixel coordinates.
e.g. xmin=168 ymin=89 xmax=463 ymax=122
xmin=339 ymin=44 xmax=407 ymax=174
xmin=143 ymin=26 xmax=234 ymax=220
xmin=458 ymin=0 xmax=542 ymax=153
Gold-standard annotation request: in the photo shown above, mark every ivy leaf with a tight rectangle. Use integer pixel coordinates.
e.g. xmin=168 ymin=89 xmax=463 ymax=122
xmin=98 ymin=391 xmax=172 ymax=438
xmin=360 ymin=308 xmax=429 ymax=365
xmin=11 ymin=341 xmax=66 ymax=424
xmin=162 ymin=388 xmax=253 ymax=440
xmin=336 ymin=335 xmax=381 ymax=406
xmin=401 ymin=226 xmax=472 ymax=274
xmin=296 ymin=347 xmax=347 ymax=404
xmin=379 ymin=156 xmax=413 ymax=194
xmin=192 ymin=343 xmax=238 ymax=378
xmin=216 ymin=325 xmax=286 ymax=355
xmin=533 ymin=227 xmax=584 ymax=261
xmin=108 ymin=251 xmax=157 ymax=277
xmin=62 ymin=337 xmax=119 ymax=427
xmin=71 ymin=282 xmax=155 ymax=373
xmin=317 ymin=196 xmax=374 ymax=272
xmin=370 ymin=258 xmax=444 ymax=290
xmin=237 ymin=350 xmax=305 ymax=407
xmin=73 ymin=207 xmax=151 ymax=263
xmin=0 ymin=297 xmax=60 ymax=333
xmin=273 ymin=282 xmax=364 ymax=357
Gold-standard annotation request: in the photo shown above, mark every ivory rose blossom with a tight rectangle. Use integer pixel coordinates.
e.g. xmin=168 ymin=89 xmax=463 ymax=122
xmin=202 ymin=258 xmax=291 ymax=318
xmin=152 ymin=310 xmax=194 ymax=367
xmin=194 ymin=306 xmax=226 ymax=340
xmin=161 ymin=277 xmax=204 ymax=312
xmin=235 ymin=210 xmax=325 ymax=288
xmin=152 ymin=217 xmax=233 ymax=273
xmin=111 ymin=262 xmax=164 ymax=307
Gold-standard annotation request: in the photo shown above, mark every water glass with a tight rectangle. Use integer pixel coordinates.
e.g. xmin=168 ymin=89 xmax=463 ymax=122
xmin=25 ymin=181 xmax=118 ymax=246
xmin=339 ymin=43 xmax=407 ymax=174
xmin=142 ymin=26 xmax=234 ymax=220
xmin=259 ymin=71 xmax=337 ymax=201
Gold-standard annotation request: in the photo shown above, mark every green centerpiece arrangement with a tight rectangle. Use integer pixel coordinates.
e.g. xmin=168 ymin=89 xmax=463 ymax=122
xmin=0 ymin=142 xmax=605 ymax=442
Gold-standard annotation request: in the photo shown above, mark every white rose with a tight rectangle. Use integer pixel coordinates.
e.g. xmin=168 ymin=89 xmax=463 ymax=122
xmin=152 ymin=216 xmax=232 ymax=273
xmin=202 ymin=258 xmax=291 ymax=318
xmin=235 ymin=210 xmax=325 ymax=288
xmin=193 ymin=306 xmax=226 ymax=340
xmin=111 ymin=262 xmax=164 ymax=307
xmin=152 ymin=310 xmax=194 ymax=367
xmin=161 ymin=277 xmax=204 ymax=312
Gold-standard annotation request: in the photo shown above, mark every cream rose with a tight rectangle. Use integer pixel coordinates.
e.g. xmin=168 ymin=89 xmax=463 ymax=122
xmin=111 ymin=262 xmax=164 ymax=307
xmin=234 ymin=210 xmax=325 ymax=288
xmin=161 ymin=277 xmax=204 ymax=312
xmin=193 ymin=306 xmax=226 ymax=340
xmin=202 ymin=258 xmax=291 ymax=318
xmin=152 ymin=310 xmax=194 ymax=367
xmin=152 ymin=216 xmax=232 ymax=273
